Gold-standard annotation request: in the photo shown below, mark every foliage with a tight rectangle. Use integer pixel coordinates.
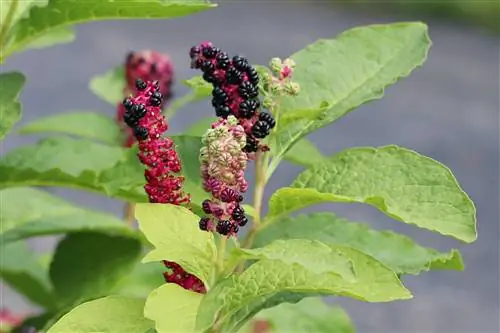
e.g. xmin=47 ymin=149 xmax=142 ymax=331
xmin=0 ymin=1 xmax=477 ymax=333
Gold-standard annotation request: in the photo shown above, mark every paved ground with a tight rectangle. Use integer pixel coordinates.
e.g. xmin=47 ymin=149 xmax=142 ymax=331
xmin=1 ymin=1 xmax=499 ymax=333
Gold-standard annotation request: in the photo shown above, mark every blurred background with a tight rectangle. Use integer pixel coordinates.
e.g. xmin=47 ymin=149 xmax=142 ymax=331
xmin=1 ymin=1 xmax=499 ymax=332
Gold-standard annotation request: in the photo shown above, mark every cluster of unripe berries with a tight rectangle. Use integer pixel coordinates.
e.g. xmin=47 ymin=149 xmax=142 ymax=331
xmin=261 ymin=57 xmax=300 ymax=109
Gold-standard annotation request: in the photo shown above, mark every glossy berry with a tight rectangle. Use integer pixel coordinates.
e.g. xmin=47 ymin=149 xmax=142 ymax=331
xmin=232 ymin=205 xmax=245 ymax=221
xmin=226 ymin=67 xmax=243 ymax=85
xmin=237 ymin=194 xmax=244 ymax=202
xmin=202 ymin=72 xmax=214 ymax=84
xmin=252 ymin=120 xmax=271 ymax=139
xmin=259 ymin=112 xmax=276 ymax=128
xmin=232 ymin=55 xmax=249 ymax=71
xmin=199 ymin=217 xmax=210 ymax=231
xmin=216 ymin=220 xmax=232 ymax=235
xmin=212 ymin=87 xmax=228 ymax=104
xmin=238 ymin=216 xmax=248 ymax=227
xmin=132 ymin=103 xmax=147 ymax=118
xmin=239 ymin=100 xmax=259 ymax=119
xmin=215 ymin=105 xmax=231 ymax=118
xmin=216 ymin=52 xmax=230 ymax=69
xmin=243 ymin=135 xmax=259 ymax=152
xmin=149 ymin=92 xmax=163 ymax=107
xmin=123 ymin=111 xmax=138 ymax=127
xmin=189 ymin=46 xmax=201 ymax=58
xmin=247 ymin=67 xmax=259 ymax=86
xmin=201 ymin=60 xmax=215 ymax=74
xmin=135 ymin=79 xmax=147 ymax=91
xmin=232 ymin=224 xmax=240 ymax=234
xmin=202 ymin=199 xmax=212 ymax=214
xmin=123 ymin=98 xmax=134 ymax=111
xmin=134 ymin=126 xmax=149 ymax=140
xmin=202 ymin=45 xmax=217 ymax=59
xmin=238 ymin=81 xmax=258 ymax=99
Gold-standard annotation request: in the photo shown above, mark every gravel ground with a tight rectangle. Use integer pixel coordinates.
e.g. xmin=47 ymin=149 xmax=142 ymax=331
xmin=1 ymin=1 xmax=499 ymax=333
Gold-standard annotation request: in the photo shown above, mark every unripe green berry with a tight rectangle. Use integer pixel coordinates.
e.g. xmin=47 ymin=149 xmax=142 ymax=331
xmin=269 ymin=57 xmax=282 ymax=74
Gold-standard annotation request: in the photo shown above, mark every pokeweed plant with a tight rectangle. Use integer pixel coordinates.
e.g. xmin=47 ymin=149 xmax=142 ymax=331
xmin=0 ymin=1 xmax=477 ymax=333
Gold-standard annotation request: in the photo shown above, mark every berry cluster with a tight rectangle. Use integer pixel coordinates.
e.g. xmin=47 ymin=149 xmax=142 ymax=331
xmin=189 ymin=42 xmax=276 ymax=154
xmin=198 ymin=116 xmax=249 ymax=236
xmin=122 ymin=79 xmax=189 ymax=205
xmin=117 ymin=50 xmax=175 ymax=147
xmin=261 ymin=57 xmax=300 ymax=109
xmin=162 ymin=261 xmax=206 ymax=294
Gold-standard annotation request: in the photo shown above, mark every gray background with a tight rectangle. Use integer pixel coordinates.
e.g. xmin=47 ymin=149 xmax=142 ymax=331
xmin=1 ymin=1 xmax=499 ymax=333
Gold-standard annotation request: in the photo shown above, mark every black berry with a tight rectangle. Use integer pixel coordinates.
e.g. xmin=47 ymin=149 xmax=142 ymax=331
xmin=202 ymin=199 xmax=212 ymax=214
xmin=123 ymin=111 xmax=138 ymax=127
xmin=212 ymin=87 xmax=228 ymax=104
xmin=202 ymin=46 xmax=217 ymax=59
xmin=232 ymin=55 xmax=249 ymax=71
xmin=132 ymin=103 xmax=147 ymax=118
xmin=259 ymin=112 xmax=276 ymax=129
xmin=237 ymin=194 xmax=244 ymax=202
xmin=232 ymin=224 xmax=240 ymax=234
xmin=149 ymin=92 xmax=163 ymax=106
xmin=232 ymin=205 xmax=245 ymax=221
xmin=134 ymin=126 xmax=149 ymax=140
xmin=239 ymin=100 xmax=260 ymax=119
xmin=216 ymin=220 xmax=232 ymax=235
xmin=215 ymin=105 xmax=231 ymax=118
xmin=251 ymin=120 xmax=271 ymax=139
xmin=135 ymin=79 xmax=147 ymax=91
xmin=201 ymin=60 xmax=215 ymax=74
xmin=238 ymin=81 xmax=258 ymax=99
xmin=199 ymin=217 xmax=210 ymax=231
xmin=238 ymin=216 xmax=248 ymax=227
xmin=216 ymin=52 xmax=230 ymax=69
xmin=226 ymin=67 xmax=243 ymax=85
xmin=202 ymin=72 xmax=214 ymax=84
xmin=243 ymin=135 xmax=259 ymax=152
xmin=123 ymin=98 xmax=134 ymax=111
xmin=189 ymin=46 xmax=201 ymax=59
xmin=247 ymin=66 xmax=259 ymax=86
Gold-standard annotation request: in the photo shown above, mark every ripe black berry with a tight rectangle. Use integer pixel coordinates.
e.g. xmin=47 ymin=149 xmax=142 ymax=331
xmin=202 ymin=72 xmax=214 ymax=84
xmin=135 ymin=79 xmax=147 ymax=91
xmin=216 ymin=52 xmax=230 ymax=69
xmin=201 ymin=60 xmax=215 ymax=74
xmin=232 ymin=205 xmax=245 ymax=221
xmin=134 ymin=126 xmax=149 ymax=140
xmin=251 ymin=120 xmax=271 ymax=139
xmin=232 ymin=55 xmax=249 ymax=71
xmin=215 ymin=105 xmax=231 ymax=118
xmin=232 ymin=224 xmax=240 ymax=234
xmin=202 ymin=199 xmax=212 ymax=214
xmin=149 ymin=92 xmax=163 ymax=106
xmin=202 ymin=45 xmax=217 ymax=59
xmin=189 ymin=46 xmax=201 ymax=59
xmin=239 ymin=100 xmax=260 ymax=119
xmin=216 ymin=220 xmax=232 ymax=235
xmin=237 ymin=194 xmax=244 ymax=202
xmin=226 ymin=67 xmax=243 ymax=85
xmin=238 ymin=81 xmax=258 ymax=99
xmin=247 ymin=66 xmax=259 ymax=86
xmin=132 ymin=103 xmax=147 ymax=118
xmin=243 ymin=135 xmax=259 ymax=152
xmin=259 ymin=112 xmax=276 ymax=129
xmin=123 ymin=111 xmax=138 ymax=127
xmin=238 ymin=216 xmax=248 ymax=227
xmin=212 ymin=87 xmax=228 ymax=104
xmin=123 ymin=98 xmax=134 ymax=111
xmin=199 ymin=217 xmax=210 ymax=231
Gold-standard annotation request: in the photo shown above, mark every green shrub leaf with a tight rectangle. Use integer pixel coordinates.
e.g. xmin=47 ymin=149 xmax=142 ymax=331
xmin=49 ymin=232 xmax=142 ymax=308
xmin=196 ymin=243 xmax=411 ymax=332
xmin=0 ymin=187 xmax=136 ymax=244
xmin=21 ymin=26 xmax=75 ymax=51
xmin=136 ymin=203 xmax=217 ymax=286
xmin=0 ymin=241 xmax=57 ymax=309
xmin=255 ymin=213 xmax=463 ymax=275
xmin=46 ymin=295 xmax=153 ymax=333
xmin=268 ymin=145 xmax=477 ymax=243
xmin=113 ymin=261 xmax=164 ymax=299
xmin=6 ymin=0 xmax=216 ymax=57
xmin=18 ymin=111 xmax=122 ymax=145
xmin=0 ymin=72 xmax=26 ymax=140
xmin=245 ymin=298 xmax=355 ymax=333
xmin=145 ymin=284 xmax=203 ymax=333
xmin=182 ymin=76 xmax=213 ymax=100
xmin=271 ymin=22 xmax=431 ymax=165
xmin=89 ymin=66 xmax=124 ymax=105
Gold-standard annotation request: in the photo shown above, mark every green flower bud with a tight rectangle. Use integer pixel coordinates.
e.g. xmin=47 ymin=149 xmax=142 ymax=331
xmin=269 ymin=57 xmax=282 ymax=74
xmin=284 ymin=81 xmax=300 ymax=96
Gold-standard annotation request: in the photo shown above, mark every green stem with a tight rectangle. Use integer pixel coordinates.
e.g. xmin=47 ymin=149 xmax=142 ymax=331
xmin=0 ymin=0 xmax=18 ymax=52
xmin=217 ymin=236 xmax=227 ymax=274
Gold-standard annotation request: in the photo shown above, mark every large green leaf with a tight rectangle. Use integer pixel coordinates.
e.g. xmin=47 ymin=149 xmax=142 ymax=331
xmin=0 ymin=72 xmax=26 ymax=140
xmin=270 ymin=23 xmax=431 ymax=168
xmin=89 ymin=66 xmax=124 ymax=105
xmin=113 ymin=261 xmax=164 ymax=299
xmin=5 ymin=0 xmax=216 ymax=57
xmin=145 ymin=284 xmax=203 ymax=333
xmin=267 ymin=145 xmax=477 ymax=243
xmin=196 ymin=243 xmax=411 ymax=332
xmin=49 ymin=232 xmax=142 ymax=308
xmin=243 ymin=298 xmax=355 ymax=333
xmin=46 ymin=295 xmax=153 ymax=333
xmin=136 ymin=203 xmax=217 ymax=286
xmin=255 ymin=213 xmax=463 ymax=275
xmin=0 ymin=187 xmax=136 ymax=244
xmin=0 ymin=241 xmax=57 ymax=309
xmin=22 ymin=26 xmax=75 ymax=51
xmin=0 ymin=135 xmax=204 ymax=204
xmin=18 ymin=111 xmax=122 ymax=145
xmin=182 ymin=76 xmax=212 ymax=100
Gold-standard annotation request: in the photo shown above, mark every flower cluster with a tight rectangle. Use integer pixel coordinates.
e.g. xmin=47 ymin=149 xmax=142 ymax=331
xmin=162 ymin=261 xmax=206 ymax=294
xmin=189 ymin=42 xmax=276 ymax=154
xmin=117 ymin=50 xmax=175 ymax=147
xmin=261 ymin=57 xmax=300 ymax=109
xmin=121 ymin=79 xmax=189 ymax=205
xmin=198 ymin=116 xmax=249 ymax=236
xmin=0 ymin=308 xmax=23 ymax=333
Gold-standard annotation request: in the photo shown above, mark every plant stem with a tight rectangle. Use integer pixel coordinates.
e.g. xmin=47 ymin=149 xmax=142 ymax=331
xmin=0 ymin=0 xmax=18 ymax=51
xmin=217 ymin=236 xmax=227 ymax=274
xmin=124 ymin=202 xmax=136 ymax=227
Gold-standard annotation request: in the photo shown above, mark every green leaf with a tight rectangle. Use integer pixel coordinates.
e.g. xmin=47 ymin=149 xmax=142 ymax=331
xmin=46 ymin=295 xmax=153 ymax=333
xmin=18 ymin=111 xmax=122 ymax=145
xmin=184 ymin=117 xmax=215 ymax=136
xmin=270 ymin=22 xmax=431 ymax=167
xmin=196 ymin=243 xmax=411 ymax=332
xmin=89 ymin=66 xmax=124 ymax=105
xmin=22 ymin=26 xmax=75 ymax=51
xmin=268 ymin=145 xmax=477 ymax=243
xmin=0 ymin=187 xmax=136 ymax=244
xmin=0 ymin=72 xmax=26 ymax=140
xmin=255 ymin=213 xmax=464 ymax=275
xmin=136 ymin=203 xmax=217 ymax=286
xmin=49 ymin=232 xmax=142 ymax=307
xmin=251 ymin=298 xmax=355 ymax=333
xmin=113 ymin=261 xmax=165 ymax=299
xmin=6 ymin=0 xmax=216 ymax=57
xmin=145 ymin=284 xmax=203 ymax=333
xmin=182 ymin=76 xmax=213 ymax=100
xmin=0 ymin=135 xmax=203 ymax=205
xmin=0 ymin=241 xmax=57 ymax=309
xmin=233 ymin=239 xmax=356 ymax=281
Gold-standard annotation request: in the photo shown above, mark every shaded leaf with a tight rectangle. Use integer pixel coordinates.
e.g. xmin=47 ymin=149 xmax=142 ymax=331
xmin=88 ymin=66 xmax=124 ymax=105
xmin=271 ymin=23 xmax=431 ymax=165
xmin=46 ymin=295 xmax=153 ymax=333
xmin=145 ymin=284 xmax=203 ymax=333
xmin=0 ymin=72 xmax=26 ymax=140
xmin=18 ymin=111 xmax=122 ymax=145
xmin=268 ymin=145 xmax=477 ymax=243
xmin=0 ymin=187 xmax=136 ymax=244
xmin=182 ymin=76 xmax=212 ymax=100
xmin=136 ymin=203 xmax=217 ymax=286
xmin=22 ymin=25 xmax=75 ymax=51
xmin=113 ymin=261 xmax=165 ymax=299
xmin=49 ymin=232 xmax=142 ymax=307
xmin=0 ymin=241 xmax=56 ymax=309
xmin=255 ymin=213 xmax=463 ymax=275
